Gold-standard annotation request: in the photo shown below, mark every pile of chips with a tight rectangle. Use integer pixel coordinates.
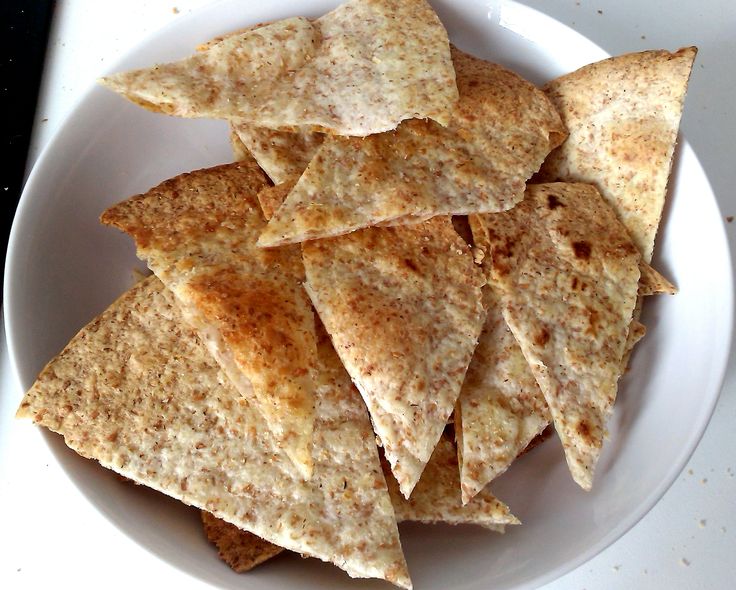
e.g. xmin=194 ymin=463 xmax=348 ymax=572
xmin=17 ymin=0 xmax=695 ymax=586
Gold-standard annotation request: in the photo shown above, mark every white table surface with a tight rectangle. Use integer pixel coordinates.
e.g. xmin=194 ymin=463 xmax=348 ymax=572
xmin=2 ymin=1 xmax=735 ymax=588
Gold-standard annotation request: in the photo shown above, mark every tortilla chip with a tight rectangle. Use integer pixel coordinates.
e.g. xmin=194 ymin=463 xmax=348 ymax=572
xmin=232 ymin=124 xmax=324 ymax=185
xmin=639 ymin=261 xmax=677 ymax=295
xmin=202 ymin=434 xmax=513 ymax=572
xmin=17 ymin=277 xmax=410 ymax=588
xmin=202 ymin=511 xmax=284 ymax=572
xmin=228 ymin=126 xmax=254 ymax=162
xmin=455 ymin=286 xmax=550 ymax=504
xmin=387 ymin=436 xmax=519 ymax=529
xmin=470 ymin=183 xmax=641 ymax=490
xmin=302 ymin=217 xmax=485 ymax=498
xmin=100 ymin=162 xmax=318 ymax=479
xmin=100 ymin=0 xmax=458 ymax=136
xmin=258 ymin=47 xmax=566 ymax=247
xmin=537 ymin=48 xmax=696 ymax=262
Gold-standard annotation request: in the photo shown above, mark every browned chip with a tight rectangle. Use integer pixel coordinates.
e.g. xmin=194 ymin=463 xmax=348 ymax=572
xmin=17 ymin=277 xmax=410 ymax=588
xmin=303 ymin=217 xmax=486 ymax=498
xmin=228 ymin=126 xmax=255 ymax=162
xmin=639 ymin=261 xmax=677 ymax=295
xmin=471 ymin=183 xmax=641 ymax=490
xmin=538 ymin=47 xmax=696 ymax=262
xmin=258 ymin=47 xmax=566 ymax=247
xmin=100 ymin=0 xmax=458 ymax=136
xmin=387 ymin=436 xmax=519 ymax=528
xmin=100 ymin=162 xmax=318 ymax=478
xmin=201 ymin=436 xmax=516 ymax=573
xmin=257 ymin=182 xmax=295 ymax=221
xmin=232 ymin=124 xmax=324 ymax=185
xmin=202 ymin=511 xmax=284 ymax=572
xmin=455 ymin=286 xmax=550 ymax=504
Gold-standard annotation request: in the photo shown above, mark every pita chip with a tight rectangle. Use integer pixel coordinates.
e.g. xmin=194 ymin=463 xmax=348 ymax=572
xmin=537 ymin=48 xmax=697 ymax=262
xmin=202 ymin=511 xmax=284 ymax=572
xmin=100 ymin=0 xmax=458 ymax=136
xmin=202 ymin=435 xmax=514 ymax=573
xmin=303 ymin=218 xmax=486 ymax=498
xmin=228 ymin=126 xmax=255 ymax=163
xmin=470 ymin=183 xmax=641 ymax=490
xmin=455 ymin=286 xmax=550 ymax=504
xmin=639 ymin=261 xmax=676 ymax=296
xmin=17 ymin=277 xmax=411 ymax=588
xmin=258 ymin=47 xmax=566 ymax=247
xmin=387 ymin=436 xmax=519 ymax=529
xmin=232 ymin=123 xmax=324 ymax=185
xmin=100 ymin=162 xmax=318 ymax=478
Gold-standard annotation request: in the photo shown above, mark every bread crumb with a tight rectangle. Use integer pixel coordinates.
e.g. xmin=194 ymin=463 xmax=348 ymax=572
xmin=727 ymin=216 xmax=734 ymax=223
xmin=172 ymin=6 xmax=179 ymax=14
xmin=597 ymin=9 xmax=603 ymax=14
xmin=687 ymin=468 xmax=694 ymax=475
xmin=698 ymin=519 xmax=707 ymax=528
xmin=700 ymin=478 xmax=708 ymax=484
xmin=680 ymin=558 xmax=691 ymax=567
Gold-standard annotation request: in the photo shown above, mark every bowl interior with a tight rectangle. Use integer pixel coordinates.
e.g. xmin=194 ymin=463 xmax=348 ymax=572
xmin=5 ymin=1 xmax=733 ymax=589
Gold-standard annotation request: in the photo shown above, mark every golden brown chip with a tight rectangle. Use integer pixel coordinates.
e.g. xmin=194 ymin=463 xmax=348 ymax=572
xmin=471 ymin=183 xmax=641 ymax=490
xmin=303 ymin=217 xmax=486 ymax=498
xmin=257 ymin=47 xmax=565 ymax=247
xmin=201 ymin=435 xmax=515 ymax=573
xmin=232 ymin=124 xmax=324 ymax=185
xmin=455 ymin=286 xmax=550 ymax=504
xmin=639 ymin=261 xmax=677 ymax=295
xmin=537 ymin=47 xmax=696 ymax=262
xmin=386 ymin=436 xmax=519 ymax=529
xmin=202 ymin=511 xmax=284 ymax=572
xmin=101 ymin=161 xmax=318 ymax=478
xmin=17 ymin=277 xmax=410 ymax=588
xmin=100 ymin=0 xmax=458 ymax=136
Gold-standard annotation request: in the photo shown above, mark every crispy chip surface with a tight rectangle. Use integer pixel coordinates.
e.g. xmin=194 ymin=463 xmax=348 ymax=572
xmin=100 ymin=0 xmax=457 ymax=136
xmin=303 ymin=217 xmax=485 ymax=497
xmin=537 ymin=48 xmax=696 ymax=262
xmin=455 ymin=287 xmax=550 ymax=504
xmin=202 ymin=435 xmax=515 ymax=572
xmin=100 ymin=162 xmax=318 ymax=478
xmin=202 ymin=511 xmax=284 ymax=572
xmin=471 ymin=183 xmax=641 ymax=490
xmin=17 ymin=278 xmax=410 ymax=588
xmin=258 ymin=47 xmax=565 ymax=247
xmin=387 ymin=436 xmax=519 ymax=528
xmin=232 ymin=124 xmax=324 ymax=185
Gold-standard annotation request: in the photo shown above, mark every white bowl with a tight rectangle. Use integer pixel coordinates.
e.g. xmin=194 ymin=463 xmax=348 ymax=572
xmin=4 ymin=1 xmax=733 ymax=589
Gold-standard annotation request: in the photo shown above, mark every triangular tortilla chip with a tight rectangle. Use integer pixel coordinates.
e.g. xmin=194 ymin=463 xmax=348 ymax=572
xmin=257 ymin=182 xmax=294 ymax=221
xmin=386 ymin=436 xmax=519 ymax=529
xmin=302 ymin=217 xmax=486 ymax=497
xmin=100 ymin=0 xmax=457 ymax=136
xmin=639 ymin=261 xmax=677 ymax=295
xmin=455 ymin=287 xmax=550 ymax=504
xmin=228 ymin=126 xmax=255 ymax=163
xmin=470 ymin=183 xmax=641 ymax=490
xmin=232 ymin=123 xmax=324 ymax=185
xmin=100 ymin=162 xmax=318 ymax=478
xmin=537 ymin=48 xmax=697 ymax=262
xmin=202 ymin=434 xmax=516 ymax=571
xmin=17 ymin=277 xmax=411 ymax=588
xmin=257 ymin=47 xmax=566 ymax=247
xmin=201 ymin=511 xmax=284 ymax=572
